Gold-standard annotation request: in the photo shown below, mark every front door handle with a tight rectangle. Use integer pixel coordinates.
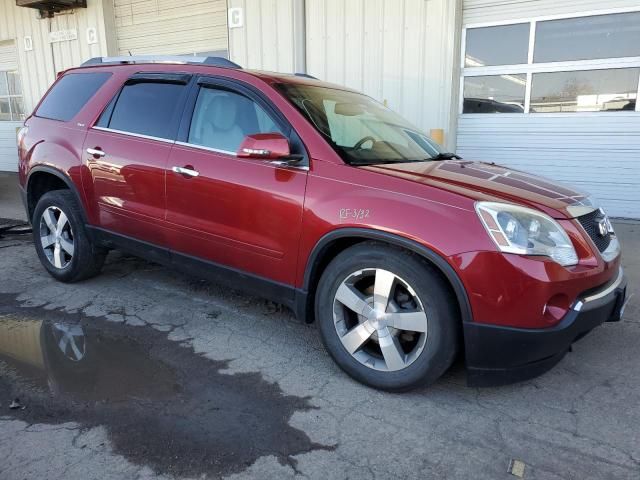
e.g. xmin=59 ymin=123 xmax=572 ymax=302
xmin=86 ymin=147 xmax=105 ymax=158
xmin=172 ymin=166 xmax=199 ymax=178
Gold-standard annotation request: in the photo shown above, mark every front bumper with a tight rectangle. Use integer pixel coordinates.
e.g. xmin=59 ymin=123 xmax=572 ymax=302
xmin=464 ymin=266 xmax=627 ymax=387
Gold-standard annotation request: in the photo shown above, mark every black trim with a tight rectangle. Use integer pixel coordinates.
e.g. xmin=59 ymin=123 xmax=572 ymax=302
xmin=18 ymin=184 xmax=28 ymax=219
xmin=87 ymin=227 xmax=301 ymax=313
xmin=127 ymin=72 xmax=192 ymax=85
xmin=465 ymin=274 xmax=627 ymax=387
xmin=26 ymin=166 xmax=87 ymax=224
xmin=303 ymin=228 xmax=473 ymax=324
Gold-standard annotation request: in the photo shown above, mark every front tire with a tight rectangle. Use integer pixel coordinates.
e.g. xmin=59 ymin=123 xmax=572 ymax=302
xmin=315 ymin=242 xmax=459 ymax=391
xmin=32 ymin=190 xmax=106 ymax=282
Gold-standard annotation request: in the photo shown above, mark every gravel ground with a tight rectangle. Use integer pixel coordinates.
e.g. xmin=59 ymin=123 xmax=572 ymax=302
xmin=0 ymin=172 xmax=638 ymax=479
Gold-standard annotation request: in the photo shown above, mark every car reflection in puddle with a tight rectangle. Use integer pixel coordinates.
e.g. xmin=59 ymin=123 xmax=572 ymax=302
xmin=0 ymin=318 xmax=178 ymax=403
xmin=0 ymin=298 xmax=331 ymax=477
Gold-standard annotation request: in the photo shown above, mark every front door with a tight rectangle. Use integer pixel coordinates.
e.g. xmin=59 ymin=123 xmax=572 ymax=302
xmin=165 ymin=79 xmax=308 ymax=285
xmin=83 ymin=73 xmax=191 ymax=246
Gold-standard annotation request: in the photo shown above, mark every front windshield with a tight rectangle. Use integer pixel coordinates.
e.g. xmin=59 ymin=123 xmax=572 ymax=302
xmin=277 ymin=84 xmax=445 ymax=165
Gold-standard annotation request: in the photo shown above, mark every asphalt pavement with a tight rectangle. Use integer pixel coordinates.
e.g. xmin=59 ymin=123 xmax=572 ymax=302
xmin=0 ymin=172 xmax=638 ymax=479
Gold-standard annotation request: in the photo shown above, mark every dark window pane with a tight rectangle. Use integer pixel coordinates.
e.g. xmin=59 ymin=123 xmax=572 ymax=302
xmin=10 ymin=97 xmax=25 ymax=121
xmin=108 ymin=82 xmax=185 ymax=139
xmin=0 ymin=98 xmax=10 ymax=121
xmin=188 ymin=87 xmax=282 ymax=152
xmin=7 ymin=71 xmax=22 ymax=95
xmin=463 ymin=75 xmax=526 ymax=113
xmin=534 ymin=12 xmax=640 ymax=63
xmin=465 ymin=24 xmax=529 ymax=67
xmin=36 ymin=72 xmax=111 ymax=121
xmin=530 ymin=68 xmax=639 ymax=113
xmin=0 ymin=72 xmax=8 ymax=96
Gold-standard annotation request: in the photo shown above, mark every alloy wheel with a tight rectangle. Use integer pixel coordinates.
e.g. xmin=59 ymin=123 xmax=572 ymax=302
xmin=39 ymin=206 xmax=75 ymax=269
xmin=332 ymin=268 xmax=428 ymax=372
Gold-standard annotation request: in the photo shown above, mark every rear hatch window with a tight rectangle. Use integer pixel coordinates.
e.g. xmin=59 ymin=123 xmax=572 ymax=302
xmin=36 ymin=72 xmax=111 ymax=122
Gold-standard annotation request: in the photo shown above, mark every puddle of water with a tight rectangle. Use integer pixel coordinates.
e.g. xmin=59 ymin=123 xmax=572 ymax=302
xmin=0 ymin=294 xmax=331 ymax=477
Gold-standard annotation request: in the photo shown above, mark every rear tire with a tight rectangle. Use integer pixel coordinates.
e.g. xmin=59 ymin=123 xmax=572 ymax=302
xmin=32 ymin=190 xmax=107 ymax=282
xmin=315 ymin=242 xmax=459 ymax=391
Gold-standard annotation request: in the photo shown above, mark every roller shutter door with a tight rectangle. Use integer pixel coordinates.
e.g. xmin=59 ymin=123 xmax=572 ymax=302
xmin=0 ymin=40 xmax=20 ymax=172
xmin=114 ymin=0 xmax=229 ymax=56
xmin=458 ymin=1 xmax=640 ymax=218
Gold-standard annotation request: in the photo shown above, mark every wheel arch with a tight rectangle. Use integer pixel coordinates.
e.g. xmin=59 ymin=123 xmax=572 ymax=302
xmin=26 ymin=166 xmax=87 ymax=224
xmin=300 ymin=228 xmax=473 ymax=326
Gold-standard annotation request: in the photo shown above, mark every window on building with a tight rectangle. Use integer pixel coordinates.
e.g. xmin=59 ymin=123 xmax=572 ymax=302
xmin=534 ymin=12 xmax=640 ymax=63
xmin=464 ymin=23 xmax=529 ymax=67
xmin=187 ymin=87 xmax=283 ymax=153
xmin=530 ymin=68 xmax=639 ymax=113
xmin=463 ymin=75 xmax=526 ymax=113
xmin=105 ymin=81 xmax=186 ymax=139
xmin=462 ymin=10 xmax=640 ymax=114
xmin=0 ymin=70 xmax=25 ymax=121
xmin=36 ymin=72 xmax=111 ymax=122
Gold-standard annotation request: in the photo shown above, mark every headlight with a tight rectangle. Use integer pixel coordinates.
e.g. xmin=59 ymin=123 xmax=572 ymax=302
xmin=475 ymin=202 xmax=578 ymax=266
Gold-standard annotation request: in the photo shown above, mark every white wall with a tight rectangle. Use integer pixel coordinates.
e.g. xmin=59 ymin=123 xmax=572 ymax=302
xmin=227 ymin=0 xmax=303 ymax=73
xmin=304 ymin=0 xmax=462 ymax=150
xmin=463 ymin=0 xmax=640 ymax=23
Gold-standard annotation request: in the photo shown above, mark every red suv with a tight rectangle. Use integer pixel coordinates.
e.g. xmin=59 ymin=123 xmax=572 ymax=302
xmin=17 ymin=56 xmax=627 ymax=391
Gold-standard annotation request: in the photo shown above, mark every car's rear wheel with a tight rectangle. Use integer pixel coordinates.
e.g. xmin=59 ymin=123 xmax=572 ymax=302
xmin=33 ymin=190 xmax=107 ymax=282
xmin=315 ymin=242 xmax=459 ymax=391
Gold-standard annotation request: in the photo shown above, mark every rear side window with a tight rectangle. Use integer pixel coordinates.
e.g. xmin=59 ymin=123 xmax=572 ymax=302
xmin=102 ymin=82 xmax=186 ymax=139
xmin=36 ymin=72 xmax=111 ymax=121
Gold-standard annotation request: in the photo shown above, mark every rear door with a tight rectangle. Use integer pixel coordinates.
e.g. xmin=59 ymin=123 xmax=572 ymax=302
xmin=82 ymin=73 xmax=191 ymax=247
xmin=164 ymin=77 xmax=309 ymax=285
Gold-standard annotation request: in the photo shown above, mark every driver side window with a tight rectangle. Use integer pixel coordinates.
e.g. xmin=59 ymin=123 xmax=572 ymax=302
xmin=188 ymin=87 xmax=283 ymax=153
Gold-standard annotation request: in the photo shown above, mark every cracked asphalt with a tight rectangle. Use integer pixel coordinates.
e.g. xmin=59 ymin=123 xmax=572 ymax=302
xmin=0 ymin=180 xmax=639 ymax=479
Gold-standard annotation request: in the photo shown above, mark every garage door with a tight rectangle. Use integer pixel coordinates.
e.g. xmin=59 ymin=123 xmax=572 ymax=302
xmin=114 ymin=0 xmax=229 ymax=56
xmin=457 ymin=1 xmax=640 ymax=218
xmin=0 ymin=40 xmax=20 ymax=172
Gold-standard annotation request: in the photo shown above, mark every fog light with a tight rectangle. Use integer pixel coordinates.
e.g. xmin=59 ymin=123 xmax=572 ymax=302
xmin=542 ymin=294 xmax=570 ymax=324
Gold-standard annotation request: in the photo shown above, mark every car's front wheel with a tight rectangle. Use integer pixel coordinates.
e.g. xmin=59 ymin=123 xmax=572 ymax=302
xmin=33 ymin=190 xmax=107 ymax=282
xmin=315 ymin=242 xmax=459 ymax=391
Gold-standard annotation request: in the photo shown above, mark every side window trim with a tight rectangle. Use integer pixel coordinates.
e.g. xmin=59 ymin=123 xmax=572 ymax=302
xmin=176 ymin=75 xmax=309 ymax=166
xmin=92 ymin=125 xmax=177 ymax=144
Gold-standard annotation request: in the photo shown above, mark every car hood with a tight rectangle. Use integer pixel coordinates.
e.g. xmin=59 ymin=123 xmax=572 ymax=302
xmin=361 ymin=160 xmax=591 ymax=219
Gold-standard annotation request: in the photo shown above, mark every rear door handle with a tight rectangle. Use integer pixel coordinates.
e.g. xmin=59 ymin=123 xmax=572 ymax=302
xmin=172 ymin=166 xmax=199 ymax=177
xmin=86 ymin=147 xmax=105 ymax=158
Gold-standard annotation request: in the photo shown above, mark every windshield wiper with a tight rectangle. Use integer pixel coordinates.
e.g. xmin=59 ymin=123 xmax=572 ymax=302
xmin=431 ymin=152 xmax=462 ymax=160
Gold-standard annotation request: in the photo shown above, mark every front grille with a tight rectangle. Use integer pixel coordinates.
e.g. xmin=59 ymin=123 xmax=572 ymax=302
xmin=577 ymin=209 xmax=612 ymax=253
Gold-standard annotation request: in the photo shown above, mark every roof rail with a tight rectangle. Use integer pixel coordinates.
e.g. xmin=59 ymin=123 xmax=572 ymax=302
xmin=81 ymin=56 xmax=242 ymax=69
xmin=294 ymin=72 xmax=318 ymax=79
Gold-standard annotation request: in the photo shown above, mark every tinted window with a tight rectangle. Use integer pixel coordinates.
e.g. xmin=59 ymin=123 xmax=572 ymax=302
xmin=107 ymin=82 xmax=185 ymax=139
xmin=188 ymin=87 xmax=283 ymax=153
xmin=465 ymin=24 xmax=529 ymax=67
xmin=534 ymin=12 xmax=640 ymax=63
xmin=463 ymin=75 xmax=526 ymax=113
xmin=530 ymin=68 xmax=639 ymax=113
xmin=36 ymin=72 xmax=111 ymax=121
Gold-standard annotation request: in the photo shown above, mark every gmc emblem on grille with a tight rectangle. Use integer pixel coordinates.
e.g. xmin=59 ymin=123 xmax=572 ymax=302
xmin=597 ymin=218 xmax=609 ymax=237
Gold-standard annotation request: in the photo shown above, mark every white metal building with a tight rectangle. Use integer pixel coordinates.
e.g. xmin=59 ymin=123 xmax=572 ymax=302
xmin=1 ymin=0 xmax=638 ymax=217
